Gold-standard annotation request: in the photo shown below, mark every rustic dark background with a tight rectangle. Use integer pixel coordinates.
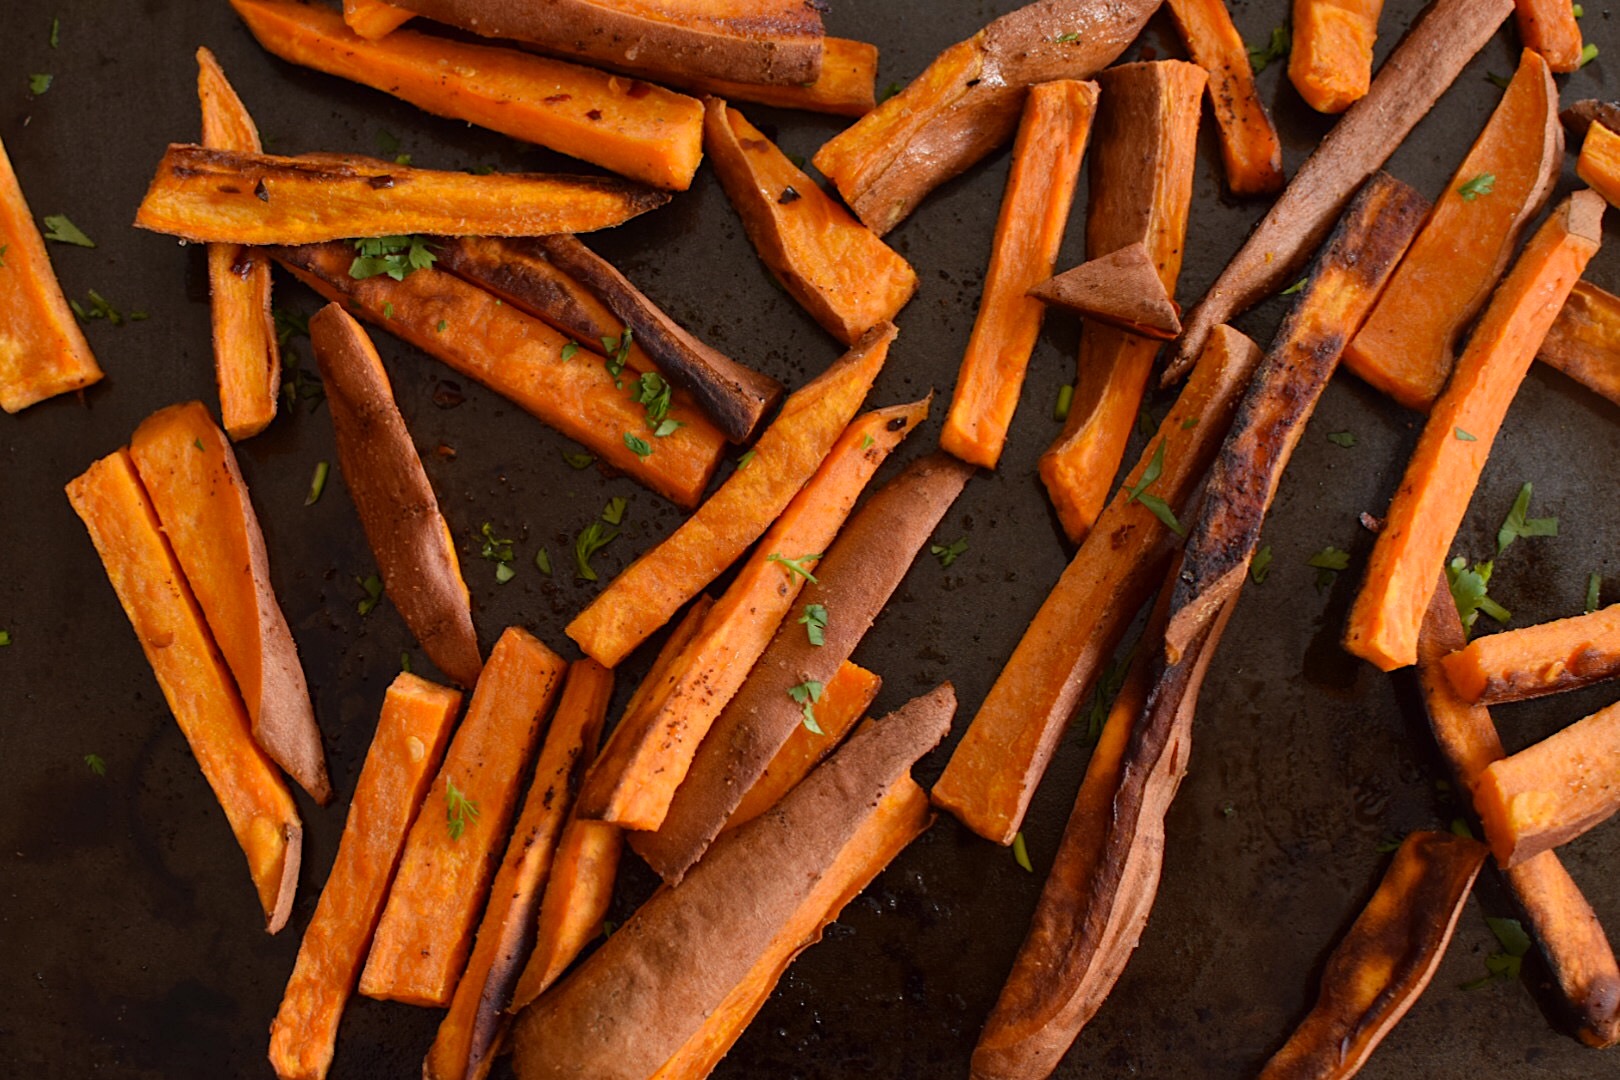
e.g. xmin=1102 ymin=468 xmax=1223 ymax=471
xmin=2 ymin=1 xmax=1618 ymax=1077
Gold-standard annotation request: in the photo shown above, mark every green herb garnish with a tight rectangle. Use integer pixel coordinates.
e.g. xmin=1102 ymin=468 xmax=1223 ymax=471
xmin=1081 ymin=656 xmax=1128 ymax=746
xmin=931 ymin=537 xmax=968 ymax=568
xmin=445 ymin=778 xmax=480 ymax=841
xmin=1457 ymin=174 xmax=1496 ymax=201
xmin=798 ymin=603 xmax=829 ymax=646
xmin=304 ymin=461 xmax=329 ymax=506
xmin=1281 ymin=277 xmax=1307 ymax=296
xmin=787 ymin=679 xmax=825 ymax=734
xmin=1124 ymin=441 xmax=1185 ymax=535
xmin=1327 ymin=431 xmax=1356 ymax=448
xmin=1012 ymin=831 xmax=1034 ymax=872
xmin=348 ymin=235 xmax=436 ymax=281
xmin=560 ymin=341 xmax=580 ymax=361
xmin=50 ymin=18 xmax=60 ymax=48
xmin=1251 ymin=545 xmax=1274 ymax=585
xmin=1307 ymin=546 xmax=1351 ymax=590
xmin=1462 ymin=917 xmax=1532 ymax=990
xmin=1248 ymin=25 xmax=1290 ymax=74
xmin=1580 ymin=43 xmax=1600 ymax=68
xmin=1054 ymin=383 xmax=1074 ymax=422
xmin=535 ymin=547 xmax=552 ymax=576
xmin=574 ymin=521 xmax=619 ymax=581
xmin=1586 ymin=572 xmax=1601 ymax=614
xmin=633 ymin=371 xmax=673 ymax=427
xmin=602 ymin=497 xmax=627 ymax=526
xmin=768 ymin=552 xmax=822 ymax=583
xmin=29 ymin=74 xmax=53 ymax=96
xmin=601 ymin=329 xmax=633 ymax=384
xmin=479 ymin=522 xmax=515 ymax=564
xmin=1052 ymin=31 xmax=1081 ymax=43
xmin=43 ymin=214 xmax=94 ymax=247
xmin=0 ymin=629 xmax=11 ymax=646
xmin=1497 ymin=482 xmax=1557 ymax=554
xmin=357 ymin=574 xmax=384 ymax=615
xmin=624 ymin=432 xmax=653 ymax=458
xmin=85 ymin=753 xmax=106 ymax=776
xmin=1455 ymin=428 xmax=1477 ymax=441
xmin=401 ymin=652 xmax=412 ymax=673
xmin=1447 ymin=557 xmax=1510 ymax=633
xmin=563 ymin=449 xmax=595 ymax=470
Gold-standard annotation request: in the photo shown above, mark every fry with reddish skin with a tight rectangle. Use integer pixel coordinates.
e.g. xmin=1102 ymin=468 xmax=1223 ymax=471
xmin=679 ymin=38 xmax=877 ymax=117
xmin=940 ymin=79 xmax=1098 ymax=470
xmin=67 ymin=451 xmax=301 ymax=933
xmin=1257 ymin=832 xmax=1487 ymax=1080
xmin=129 ymin=402 xmax=328 ymax=804
xmin=933 ymin=325 xmax=1261 ymax=846
xmin=1164 ymin=0 xmax=1284 ymax=195
xmin=633 ymin=452 xmax=973 ymax=884
xmin=0 ymin=134 xmax=102 ymax=412
xmin=343 ymin=0 xmax=412 ymax=39
xmin=1289 ymin=0 xmax=1386 ymax=115
xmin=1028 ymin=241 xmax=1181 ymax=340
xmin=703 ymin=98 xmax=916 ymax=346
xmin=232 ymin=0 xmax=705 ymax=190
xmin=1516 ymin=0 xmax=1584 ymax=73
xmin=1038 ymin=61 xmax=1206 ymax=543
xmin=135 ymin=144 xmax=668 ymax=245
xmin=580 ymin=398 xmax=928 ymax=832
xmin=1562 ymin=100 xmax=1620 ymax=141
xmin=1578 ymin=121 xmax=1620 ymax=209
xmin=268 ymin=674 xmax=460 ymax=1080
xmin=1442 ymin=605 xmax=1620 ymax=705
xmin=1168 ymin=0 xmax=1515 ymax=381
xmin=566 ymin=323 xmax=895 ymax=668
xmin=1539 ymin=280 xmax=1620 ymax=407
xmin=1344 ymin=49 xmax=1561 ymax=410
xmin=1345 ymin=191 xmax=1605 ymax=672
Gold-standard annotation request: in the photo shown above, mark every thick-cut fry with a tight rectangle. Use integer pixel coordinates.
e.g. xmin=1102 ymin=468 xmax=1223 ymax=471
xmin=940 ymin=79 xmax=1098 ymax=471
xmin=426 ymin=659 xmax=612 ymax=1080
xmin=360 ymin=628 xmax=566 ymax=1007
xmin=66 ymin=451 xmax=300 ymax=932
xmin=1562 ymin=100 xmax=1620 ymax=142
xmin=1475 ymin=700 xmax=1620 ymax=868
xmin=1037 ymin=61 xmax=1206 ymax=543
xmin=1164 ymin=0 xmax=1284 ymax=195
xmin=1345 ymin=191 xmax=1605 ymax=672
xmin=678 ymin=38 xmax=877 ymax=117
xmin=581 ymin=398 xmax=927 ymax=832
xmin=308 ymin=303 xmax=482 ymax=687
xmin=1578 ymin=121 xmax=1620 ymax=209
xmin=1028 ymin=241 xmax=1181 ymax=340
xmin=1540 ymin=280 xmax=1620 ymax=406
xmin=1169 ymin=0 xmax=1516 ymax=380
xmin=1515 ymin=0 xmax=1584 ymax=73
xmin=0 ymin=134 xmax=102 ymax=412
xmin=276 ymin=244 xmax=725 ymax=508
xmin=1442 ymin=605 xmax=1620 ymax=705
xmin=811 ymin=0 xmax=1160 ymax=235
xmin=509 ymin=685 xmax=955 ymax=1080
xmin=703 ymin=98 xmax=916 ymax=346
xmin=566 ymin=323 xmax=894 ymax=668
xmin=1289 ymin=0 xmax=1386 ymax=115
xmin=933 ymin=325 xmax=1261 ymax=846
xmin=1344 ymin=49 xmax=1561 ymax=410
xmin=129 ymin=402 xmax=328 ymax=804
xmin=1258 ymin=832 xmax=1487 ymax=1080
xmin=343 ymin=0 xmax=413 ymax=39
xmin=135 ymin=144 xmax=669 ymax=245
xmin=268 ymin=674 xmax=460 ymax=1080
xmin=196 ymin=47 xmax=279 ymax=440
xmin=634 ymin=452 xmax=973 ymax=883
xmin=232 ymin=0 xmax=705 ymax=190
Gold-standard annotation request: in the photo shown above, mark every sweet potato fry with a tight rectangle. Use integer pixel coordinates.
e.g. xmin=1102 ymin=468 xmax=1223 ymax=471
xmin=580 ymin=398 xmax=928 ymax=832
xmin=268 ymin=674 xmax=460 ymax=1080
xmin=634 ymin=452 xmax=973 ymax=883
xmin=1539 ymin=280 xmax=1620 ymax=406
xmin=67 ymin=450 xmax=300 ymax=932
xmin=134 ymin=144 xmax=668 ymax=245
xmin=1028 ymin=242 xmax=1181 ymax=340
xmin=940 ymin=79 xmax=1098 ymax=471
xmin=1258 ymin=832 xmax=1487 ymax=1080
xmin=426 ymin=659 xmax=612 ymax=1080
xmin=1443 ymin=605 xmax=1620 ymax=705
xmin=308 ymin=303 xmax=482 ymax=687
xmin=0 ymin=133 xmax=102 ymax=412
xmin=1515 ymin=0 xmax=1584 ymax=73
xmin=196 ymin=47 xmax=280 ymax=440
xmin=933 ymin=325 xmax=1261 ymax=846
xmin=1562 ymin=100 xmax=1620 ymax=141
xmin=678 ymin=38 xmax=877 ymax=117
xmin=703 ymin=98 xmax=916 ymax=346
xmin=509 ymin=684 xmax=956 ymax=1080
xmin=232 ymin=0 xmax=705 ymax=190
xmin=277 ymin=244 xmax=725 ymax=509
xmin=343 ymin=0 xmax=412 ymax=39
xmin=1289 ymin=0 xmax=1386 ymax=115
xmin=1037 ymin=61 xmax=1206 ymax=543
xmin=129 ymin=402 xmax=328 ymax=804
xmin=1578 ymin=120 xmax=1620 ymax=209
xmin=362 ymin=627 xmax=566 ymax=1007
xmin=811 ymin=0 xmax=1160 ymax=235
xmin=1345 ymin=191 xmax=1605 ymax=672
xmin=565 ymin=323 xmax=894 ymax=668
xmin=1344 ymin=49 xmax=1561 ymax=410
xmin=1164 ymin=0 xmax=1284 ymax=195
xmin=1168 ymin=0 xmax=1516 ymax=381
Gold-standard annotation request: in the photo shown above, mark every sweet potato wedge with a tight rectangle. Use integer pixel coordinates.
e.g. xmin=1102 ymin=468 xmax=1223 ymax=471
xmin=1539 ymin=280 xmax=1620 ymax=406
xmin=134 ymin=144 xmax=668 ymax=245
xmin=509 ymin=684 xmax=956 ymax=1080
xmin=232 ymin=0 xmax=705 ymax=191
xmin=565 ymin=323 xmax=894 ymax=668
xmin=580 ymin=397 xmax=927 ymax=832
xmin=343 ymin=0 xmax=413 ymax=39
xmin=1578 ymin=121 xmax=1620 ymax=210
xmin=1028 ymin=242 xmax=1181 ymax=340
xmin=385 ymin=0 xmax=825 ymax=88
xmin=1344 ymin=48 xmax=1561 ymax=410
xmin=129 ymin=402 xmax=328 ymax=804
xmin=678 ymin=38 xmax=877 ymax=117
xmin=634 ymin=452 xmax=973 ymax=883
xmin=534 ymin=235 xmax=784 ymax=444
xmin=940 ymin=79 xmax=1099 ymax=471
xmin=362 ymin=627 xmax=566 ymax=1007
xmin=308 ymin=303 xmax=482 ymax=687
xmin=1515 ymin=0 xmax=1584 ymax=73
xmin=1345 ymin=191 xmax=1605 ymax=672
xmin=1037 ymin=60 xmax=1206 ymax=543
xmin=67 ymin=450 xmax=300 ymax=933
xmin=703 ymin=98 xmax=916 ymax=346
xmin=268 ymin=673 xmax=460 ymax=1080
xmin=1442 ymin=604 xmax=1620 ymax=705
xmin=1164 ymin=0 xmax=1284 ymax=195
xmin=810 ymin=0 xmax=1161 ymax=236
xmin=1289 ymin=0 xmax=1386 ymax=115
xmin=425 ymin=659 xmax=612 ymax=1080
xmin=933 ymin=324 xmax=1262 ymax=846
xmin=196 ymin=47 xmax=280 ymax=440
xmin=1168 ymin=0 xmax=1515 ymax=381
xmin=277 ymin=244 xmax=725 ymax=508
xmin=0 ymin=133 xmax=103 ymax=412
xmin=1257 ymin=832 xmax=1487 ymax=1080
xmin=1562 ymin=100 xmax=1620 ymax=141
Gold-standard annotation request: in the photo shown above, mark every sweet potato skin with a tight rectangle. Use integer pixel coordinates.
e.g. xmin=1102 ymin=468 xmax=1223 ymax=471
xmin=1028 ymin=241 xmax=1181 ymax=340
xmin=1442 ymin=604 xmax=1620 ymax=705
xmin=678 ymin=38 xmax=877 ymax=117
xmin=1539 ymin=280 xmax=1620 ymax=407
xmin=1164 ymin=0 xmax=1284 ymax=195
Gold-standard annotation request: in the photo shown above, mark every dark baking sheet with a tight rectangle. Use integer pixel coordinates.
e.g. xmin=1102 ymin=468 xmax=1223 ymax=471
xmin=3 ymin=1 xmax=1618 ymax=1077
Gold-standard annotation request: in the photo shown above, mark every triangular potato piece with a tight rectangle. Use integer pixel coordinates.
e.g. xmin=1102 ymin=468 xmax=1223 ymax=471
xmin=1029 ymin=241 xmax=1181 ymax=339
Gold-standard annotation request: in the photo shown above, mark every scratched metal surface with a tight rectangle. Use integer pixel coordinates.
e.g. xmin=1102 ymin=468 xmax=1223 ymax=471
xmin=2 ymin=1 xmax=1618 ymax=1077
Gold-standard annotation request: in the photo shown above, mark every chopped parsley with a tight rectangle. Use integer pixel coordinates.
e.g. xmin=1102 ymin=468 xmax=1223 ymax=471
xmin=1052 ymin=31 xmax=1082 ymax=44
xmin=1081 ymin=656 xmax=1128 ymax=746
xmin=1580 ymin=43 xmax=1600 ymax=69
xmin=85 ymin=753 xmax=106 ymax=776
xmin=1248 ymin=25 xmax=1290 ymax=74
xmin=192 ymin=438 xmax=204 ymax=451
xmin=601 ymin=329 xmax=634 ymax=384
xmin=860 ymin=433 xmax=874 ymax=450
xmin=1012 ymin=831 xmax=1034 ymax=872
xmin=479 ymin=522 xmax=515 ymax=563
xmin=1251 ymin=545 xmax=1274 ymax=585
xmin=357 ymin=574 xmax=384 ymax=615
xmin=1486 ymin=72 xmax=1512 ymax=90
xmin=304 ymin=461 xmax=329 ymax=506
xmin=1124 ymin=440 xmax=1185 ymax=536
xmin=1327 ymin=431 xmax=1356 ymax=448
xmin=400 ymin=651 xmax=412 ymax=673
xmin=445 ymin=778 xmax=480 ymax=841
xmin=534 ymin=547 xmax=552 ymax=576
xmin=787 ymin=679 xmax=825 ymax=734
xmin=1307 ymin=546 xmax=1351 ymax=590
xmin=348 ymin=235 xmax=437 ymax=281
xmin=382 ymin=302 xmax=395 ymax=320
xmin=602 ymin=497 xmax=627 ymax=526
xmin=633 ymin=371 xmax=673 ymax=428
xmin=0 ymin=244 xmax=7 ymax=267
xmin=274 ymin=307 xmax=310 ymax=346
xmin=768 ymin=552 xmax=822 ymax=583
xmin=1447 ymin=557 xmax=1510 ymax=633
xmin=879 ymin=81 xmax=903 ymax=102
xmin=562 ymin=449 xmax=595 ymax=469
xmin=931 ymin=537 xmax=968 ymax=568
xmin=1587 ymin=572 xmax=1602 ymax=614
xmin=623 ymin=432 xmax=653 ymax=458
xmin=1455 ymin=427 xmax=1477 ymax=441
xmin=436 ymin=319 xmax=448 ymax=332
xmin=28 ymin=73 xmax=53 ymax=96
xmin=1054 ymin=383 xmax=1074 ymax=422
xmin=1462 ymin=917 xmax=1532 ymax=990
xmin=1497 ymin=482 xmax=1557 ymax=554
xmin=1457 ymin=174 xmax=1496 ymax=202
xmin=70 ymin=290 xmax=145 ymax=326
xmin=574 ymin=521 xmax=618 ymax=581
xmin=50 ymin=17 xmax=59 ymax=48
xmin=1281 ymin=277 xmax=1307 ymax=296
xmin=560 ymin=341 xmax=580 ymax=361
xmin=43 ymin=214 xmax=94 ymax=247
xmin=0 ymin=629 xmax=10 ymax=646
xmin=798 ymin=603 xmax=829 ymax=646
xmin=736 ymin=449 xmax=757 ymax=471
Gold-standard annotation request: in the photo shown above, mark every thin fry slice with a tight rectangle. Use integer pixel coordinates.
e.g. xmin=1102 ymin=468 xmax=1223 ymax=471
xmin=1539 ymin=280 xmax=1620 ymax=407
xmin=1288 ymin=0 xmax=1386 ymax=115
xmin=343 ymin=0 xmax=413 ymax=39
xmin=1515 ymin=0 xmax=1584 ymax=73
xmin=1442 ymin=604 xmax=1620 ymax=705
xmin=678 ymin=38 xmax=877 ymax=117
xmin=1164 ymin=0 xmax=1284 ymax=195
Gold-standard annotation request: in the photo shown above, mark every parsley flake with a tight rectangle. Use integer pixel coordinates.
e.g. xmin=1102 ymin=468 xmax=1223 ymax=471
xmin=1124 ymin=441 xmax=1185 ymax=535
xmin=1497 ymin=482 xmax=1557 ymax=554
xmin=768 ymin=552 xmax=822 ymax=583
xmin=479 ymin=522 xmax=515 ymax=564
xmin=1457 ymin=174 xmax=1496 ymax=202
xmin=43 ymin=214 xmax=94 ymax=247
xmin=535 ymin=547 xmax=552 ymax=576
xmin=0 ymin=629 xmax=10 ymax=646
xmin=879 ymin=81 xmax=903 ymax=102
xmin=787 ymin=679 xmax=825 ymax=733
xmin=602 ymin=497 xmax=627 ymax=526
xmin=445 ymin=778 xmax=480 ymax=841
xmin=1486 ymin=72 xmax=1512 ymax=90
xmin=50 ymin=17 xmax=59 ymax=48
xmin=798 ymin=603 xmax=829 ymax=646
xmin=1012 ymin=831 xmax=1034 ymax=872
xmin=563 ymin=449 xmax=595 ymax=470
xmin=0 ymin=244 xmax=7 ymax=267
xmin=1052 ymin=31 xmax=1082 ymax=43
xmin=495 ymin=561 xmax=516 ymax=584
xmin=70 ymin=289 xmax=136 ymax=326
xmin=623 ymin=432 xmax=653 ymax=458
xmin=1248 ymin=25 xmax=1290 ymax=74
xmin=1462 ymin=917 xmax=1532 ymax=990
xmin=1587 ymin=572 xmax=1602 ymax=614
xmin=1081 ymin=656 xmax=1128 ymax=746
xmin=400 ymin=651 xmax=413 ymax=673
xmin=1455 ymin=427 xmax=1477 ymax=441
xmin=29 ymin=74 xmax=53 ymax=96
xmin=1281 ymin=277 xmax=1307 ymax=296
xmin=574 ymin=521 xmax=619 ymax=581
xmin=1307 ymin=546 xmax=1351 ymax=590
xmin=357 ymin=573 xmax=384 ymax=615
xmin=348 ymin=235 xmax=437 ymax=281
xmin=1251 ymin=545 xmax=1274 ymax=585
xmin=560 ymin=341 xmax=580 ymax=361
xmin=274 ymin=307 xmax=310 ymax=346
xmin=1580 ymin=43 xmax=1600 ymax=69
xmin=601 ymin=329 xmax=633 ymax=384
xmin=1327 ymin=431 xmax=1356 ymax=448
xmin=1447 ymin=557 xmax=1510 ymax=633
xmin=1054 ymin=383 xmax=1074 ymax=422
xmin=736 ymin=449 xmax=757 ymax=471
xmin=633 ymin=371 xmax=673 ymax=427
xmin=931 ymin=537 xmax=968 ymax=568
xmin=304 ymin=460 xmax=329 ymax=506
xmin=85 ymin=753 xmax=106 ymax=776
